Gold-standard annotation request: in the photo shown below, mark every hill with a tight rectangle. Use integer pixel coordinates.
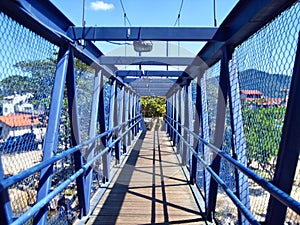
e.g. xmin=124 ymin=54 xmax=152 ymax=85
xmin=238 ymin=69 xmax=291 ymax=98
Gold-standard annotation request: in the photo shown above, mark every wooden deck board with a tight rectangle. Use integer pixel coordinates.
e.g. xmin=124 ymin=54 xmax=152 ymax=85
xmin=87 ymin=124 xmax=206 ymax=225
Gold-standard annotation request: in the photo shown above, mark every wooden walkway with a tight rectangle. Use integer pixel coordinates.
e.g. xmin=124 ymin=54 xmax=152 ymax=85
xmin=87 ymin=122 xmax=206 ymax=225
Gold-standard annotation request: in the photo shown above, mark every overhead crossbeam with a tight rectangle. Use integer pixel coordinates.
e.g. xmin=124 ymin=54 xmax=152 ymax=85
xmin=129 ymin=78 xmax=176 ymax=97
xmin=67 ymin=27 xmax=219 ymax=41
xmin=99 ymin=56 xmax=194 ymax=66
xmin=116 ymin=70 xmax=185 ymax=78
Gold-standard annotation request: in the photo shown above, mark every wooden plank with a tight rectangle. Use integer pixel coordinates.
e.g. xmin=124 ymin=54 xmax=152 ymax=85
xmin=87 ymin=122 xmax=206 ymax=225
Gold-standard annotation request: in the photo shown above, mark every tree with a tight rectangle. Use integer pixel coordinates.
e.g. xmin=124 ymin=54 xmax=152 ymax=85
xmin=141 ymin=96 xmax=166 ymax=117
xmin=242 ymin=106 xmax=285 ymax=178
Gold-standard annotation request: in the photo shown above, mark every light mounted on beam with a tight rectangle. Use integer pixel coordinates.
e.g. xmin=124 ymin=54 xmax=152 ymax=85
xmin=133 ymin=40 xmax=153 ymax=52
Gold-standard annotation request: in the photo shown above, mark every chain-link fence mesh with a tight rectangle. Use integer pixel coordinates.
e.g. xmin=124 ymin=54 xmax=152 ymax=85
xmin=234 ymin=1 xmax=300 ymax=223
xmin=194 ymin=2 xmax=300 ymax=223
xmin=0 ymin=11 xmax=58 ymax=222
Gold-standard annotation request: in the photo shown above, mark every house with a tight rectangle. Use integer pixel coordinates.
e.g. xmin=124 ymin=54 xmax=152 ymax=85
xmin=0 ymin=114 xmax=42 ymax=140
xmin=240 ymin=90 xmax=286 ymax=108
xmin=240 ymin=90 xmax=263 ymax=100
xmin=2 ymin=93 xmax=34 ymax=116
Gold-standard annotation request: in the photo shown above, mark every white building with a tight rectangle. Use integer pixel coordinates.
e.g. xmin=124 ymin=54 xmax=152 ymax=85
xmin=2 ymin=93 xmax=34 ymax=116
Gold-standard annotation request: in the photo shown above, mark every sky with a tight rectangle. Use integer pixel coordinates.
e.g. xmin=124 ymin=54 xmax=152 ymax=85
xmin=50 ymin=0 xmax=239 ymax=55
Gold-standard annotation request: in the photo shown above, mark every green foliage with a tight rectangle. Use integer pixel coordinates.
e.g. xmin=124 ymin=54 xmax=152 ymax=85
xmin=243 ymin=106 xmax=285 ymax=177
xmin=141 ymin=96 xmax=166 ymax=117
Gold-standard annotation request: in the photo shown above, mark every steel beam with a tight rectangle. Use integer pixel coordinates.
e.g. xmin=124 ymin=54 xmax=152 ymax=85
xmin=265 ymin=32 xmax=300 ymax=225
xmin=85 ymin=69 xmax=102 ymax=210
xmin=116 ymin=70 xmax=184 ymax=77
xmin=122 ymin=89 xmax=129 ymax=153
xmin=0 ymin=157 xmax=13 ymax=225
xmin=67 ymin=27 xmax=218 ymax=41
xmin=100 ymin=56 xmax=194 ymax=66
xmin=65 ymin=48 xmax=88 ymax=218
xmin=228 ymin=54 xmax=250 ymax=225
xmin=182 ymin=83 xmax=190 ymax=165
xmin=206 ymin=46 xmax=230 ymax=221
xmin=34 ymin=44 xmax=70 ymax=225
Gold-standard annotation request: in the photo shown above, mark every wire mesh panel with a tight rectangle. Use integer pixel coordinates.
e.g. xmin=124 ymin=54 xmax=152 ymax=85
xmin=0 ymin=11 xmax=58 ymax=221
xmin=234 ymin=1 xmax=300 ymax=223
xmin=204 ymin=61 xmax=220 ymax=145
xmin=215 ymin=105 xmax=238 ymax=223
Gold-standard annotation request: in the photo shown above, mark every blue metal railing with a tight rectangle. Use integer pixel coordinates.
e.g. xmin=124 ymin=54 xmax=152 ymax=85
xmin=164 ymin=115 xmax=300 ymax=224
xmin=0 ymin=115 xmax=142 ymax=225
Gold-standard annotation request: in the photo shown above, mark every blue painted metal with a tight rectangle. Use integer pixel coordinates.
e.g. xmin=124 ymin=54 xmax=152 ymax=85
xmin=127 ymin=91 xmax=133 ymax=145
xmin=165 ymin=114 xmax=300 ymax=216
xmin=206 ymin=47 xmax=230 ymax=221
xmin=85 ymin=69 xmax=102 ymax=214
xmin=164 ymin=118 xmax=260 ymax=225
xmin=171 ymin=93 xmax=176 ymax=146
xmin=101 ymin=56 xmax=194 ymax=66
xmin=182 ymin=83 xmax=190 ymax=165
xmin=122 ymin=89 xmax=129 ymax=153
xmin=265 ymin=32 xmax=300 ymax=225
xmin=10 ymin=119 xmax=142 ymax=225
xmin=199 ymin=76 xmax=211 ymax=210
xmin=67 ymin=27 xmax=218 ymax=41
xmin=190 ymin=78 xmax=202 ymax=185
xmin=33 ymin=44 xmax=70 ymax=225
xmin=228 ymin=54 xmax=250 ymax=224
xmin=117 ymin=86 xmax=125 ymax=160
xmin=132 ymin=95 xmax=138 ymax=139
xmin=0 ymin=157 xmax=13 ymax=225
xmin=98 ymin=73 xmax=108 ymax=182
xmin=65 ymin=47 xmax=88 ymax=217
xmin=174 ymin=91 xmax=179 ymax=146
xmin=116 ymin=70 xmax=184 ymax=78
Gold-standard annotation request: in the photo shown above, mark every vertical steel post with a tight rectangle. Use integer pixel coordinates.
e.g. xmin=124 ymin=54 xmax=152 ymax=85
xmin=169 ymin=95 xmax=174 ymax=142
xmin=132 ymin=94 xmax=137 ymax=139
xmin=182 ymin=82 xmax=190 ymax=165
xmin=188 ymin=82 xmax=194 ymax=163
xmin=122 ymin=89 xmax=129 ymax=153
xmin=127 ymin=91 xmax=132 ymax=145
xmin=105 ymin=79 xmax=116 ymax=178
xmin=172 ymin=94 xmax=176 ymax=145
xmin=85 ymin=69 xmax=102 ymax=201
xmin=34 ymin=44 xmax=70 ymax=225
xmin=98 ymin=73 xmax=108 ymax=182
xmin=206 ymin=46 xmax=230 ymax=221
xmin=0 ymin=157 xmax=13 ymax=224
xmin=174 ymin=91 xmax=178 ymax=146
xmin=116 ymin=86 xmax=124 ymax=162
xmin=200 ymin=76 xmax=211 ymax=210
xmin=266 ymin=32 xmax=300 ymax=225
xmin=179 ymin=88 xmax=185 ymax=155
xmin=190 ymin=77 xmax=201 ymax=184
xmin=65 ymin=48 xmax=88 ymax=217
xmin=177 ymin=89 xmax=182 ymax=153
xmin=228 ymin=53 xmax=250 ymax=225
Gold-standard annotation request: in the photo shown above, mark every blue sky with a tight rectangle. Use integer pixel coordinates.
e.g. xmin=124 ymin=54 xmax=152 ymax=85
xmin=51 ymin=0 xmax=239 ymax=55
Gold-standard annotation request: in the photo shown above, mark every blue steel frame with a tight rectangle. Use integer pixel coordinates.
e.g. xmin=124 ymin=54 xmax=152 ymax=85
xmin=164 ymin=116 xmax=300 ymax=223
xmin=34 ymin=44 xmax=71 ymax=225
xmin=265 ymin=32 xmax=300 ymax=224
xmin=0 ymin=0 xmax=299 ymax=224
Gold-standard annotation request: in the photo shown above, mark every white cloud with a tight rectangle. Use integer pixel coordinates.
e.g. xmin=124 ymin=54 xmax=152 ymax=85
xmin=90 ymin=1 xmax=114 ymax=11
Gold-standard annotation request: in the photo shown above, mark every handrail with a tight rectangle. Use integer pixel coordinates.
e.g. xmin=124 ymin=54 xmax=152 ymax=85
xmin=0 ymin=114 xmax=142 ymax=191
xmin=164 ymin=118 xmax=260 ymax=225
xmin=11 ymin=118 xmax=142 ymax=225
xmin=164 ymin=115 xmax=300 ymax=216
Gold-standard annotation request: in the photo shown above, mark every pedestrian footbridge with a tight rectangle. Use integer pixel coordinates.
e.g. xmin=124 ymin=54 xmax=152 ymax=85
xmin=0 ymin=1 xmax=299 ymax=225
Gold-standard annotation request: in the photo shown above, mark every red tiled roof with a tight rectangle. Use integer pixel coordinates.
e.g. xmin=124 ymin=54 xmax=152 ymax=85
xmin=0 ymin=114 xmax=41 ymax=127
xmin=240 ymin=90 xmax=263 ymax=95
xmin=243 ymin=97 xmax=285 ymax=106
